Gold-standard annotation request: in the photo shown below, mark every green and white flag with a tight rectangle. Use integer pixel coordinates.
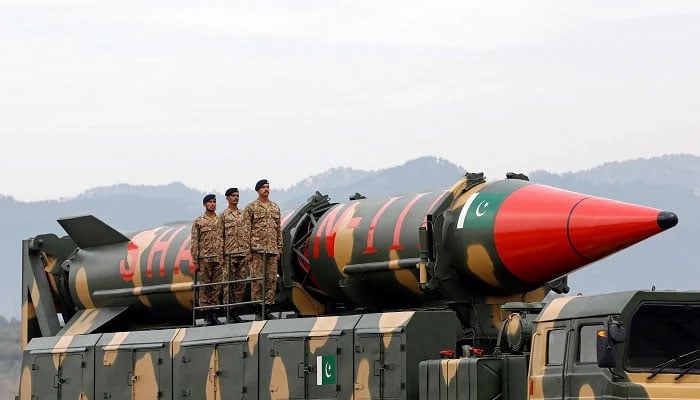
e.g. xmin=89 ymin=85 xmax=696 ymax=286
xmin=316 ymin=355 xmax=336 ymax=385
xmin=456 ymin=192 xmax=506 ymax=229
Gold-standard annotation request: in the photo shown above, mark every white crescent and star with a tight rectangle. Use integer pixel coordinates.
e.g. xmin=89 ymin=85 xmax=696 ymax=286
xmin=458 ymin=193 xmax=498 ymax=229
xmin=475 ymin=201 xmax=489 ymax=217
xmin=325 ymin=362 xmax=332 ymax=378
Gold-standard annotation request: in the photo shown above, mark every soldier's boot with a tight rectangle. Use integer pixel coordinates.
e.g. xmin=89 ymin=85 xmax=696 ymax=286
xmin=228 ymin=311 xmax=244 ymax=324
xmin=256 ymin=304 xmax=276 ymax=321
xmin=204 ymin=311 xmax=221 ymax=326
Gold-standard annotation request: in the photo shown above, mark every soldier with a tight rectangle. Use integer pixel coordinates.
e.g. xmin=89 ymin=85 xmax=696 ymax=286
xmin=243 ymin=179 xmax=282 ymax=320
xmin=190 ymin=194 xmax=224 ymax=326
xmin=220 ymin=187 xmax=247 ymax=323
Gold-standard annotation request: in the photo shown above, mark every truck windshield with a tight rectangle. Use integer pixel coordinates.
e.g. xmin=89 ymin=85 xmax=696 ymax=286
xmin=625 ymin=302 xmax=700 ymax=375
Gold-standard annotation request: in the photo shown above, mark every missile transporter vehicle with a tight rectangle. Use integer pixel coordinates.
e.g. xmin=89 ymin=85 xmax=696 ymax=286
xmin=18 ymin=173 xmax=700 ymax=399
xmin=420 ymin=289 xmax=700 ymax=399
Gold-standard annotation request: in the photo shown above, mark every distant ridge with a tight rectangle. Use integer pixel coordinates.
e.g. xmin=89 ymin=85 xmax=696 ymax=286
xmin=531 ymin=153 xmax=700 ymax=190
xmin=278 ymin=156 xmax=465 ymax=208
xmin=76 ymin=182 xmax=199 ymax=200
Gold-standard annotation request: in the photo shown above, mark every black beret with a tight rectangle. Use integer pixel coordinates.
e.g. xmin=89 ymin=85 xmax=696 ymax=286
xmin=202 ymin=194 xmax=216 ymax=204
xmin=225 ymin=187 xmax=239 ymax=197
xmin=255 ymin=179 xmax=269 ymax=191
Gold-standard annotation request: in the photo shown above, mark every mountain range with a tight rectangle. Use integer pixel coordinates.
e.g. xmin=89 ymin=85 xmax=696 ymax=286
xmin=1 ymin=154 xmax=698 ymax=318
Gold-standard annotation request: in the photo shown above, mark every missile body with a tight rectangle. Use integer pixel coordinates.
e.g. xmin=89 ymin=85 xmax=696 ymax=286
xmin=297 ymin=176 xmax=677 ymax=309
xmin=51 ymin=174 xmax=677 ymax=326
xmin=62 ymin=218 xmax=195 ymax=324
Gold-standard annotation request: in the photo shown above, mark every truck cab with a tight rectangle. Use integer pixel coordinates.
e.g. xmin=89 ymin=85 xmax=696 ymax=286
xmin=529 ymin=290 xmax=700 ymax=400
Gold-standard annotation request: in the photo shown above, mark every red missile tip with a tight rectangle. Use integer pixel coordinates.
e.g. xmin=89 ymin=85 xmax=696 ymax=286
xmin=494 ymin=185 xmax=678 ymax=285
xmin=657 ymin=211 xmax=678 ymax=230
xmin=568 ymin=198 xmax=675 ymax=261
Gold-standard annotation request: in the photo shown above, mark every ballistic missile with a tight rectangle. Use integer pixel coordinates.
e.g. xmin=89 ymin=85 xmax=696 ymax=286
xmin=293 ymin=173 xmax=677 ymax=311
xmin=27 ymin=173 xmax=677 ymax=332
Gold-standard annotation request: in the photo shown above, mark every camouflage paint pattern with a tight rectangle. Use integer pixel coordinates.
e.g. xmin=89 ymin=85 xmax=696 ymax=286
xmin=249 ymin=253 xmax=277 ymax=305
xmin=19 ymin=310 xmax=459 ymax=399
xmin=279 ymin=174 xmax=674 ymax=348
xmin=222 ymin=207 xmax=249 ymax=304
xmin=222 ymin=255 xmax=247 ymax=304
xmin=256 ymin=310 xmax=459 ymax=400
xmin=529 ymin=290 xmax=700 ymax=400
xmin=288 ymin=283 xmax=326 ymax=317
xmin=243 ymin=199 xmax=283 ymax=255
xmin=19 ymin=175 xmax=685 ymax=399
xmin=58 ymin=307 xmax=129 ymax=336
xmin=190 ymin=214 xmax=223 ymax=265
xmin=172 ymin=321 xmax=265 ymax=400
xmin=221 ymin=207 xmax=249 ymax=257
xmin=20 ymin=333 xmax=100 ymax=400
xmin=417 ymin=291 xmax=700 ymax=400
xmin=242 ymin=199 xmax=283 ymax=307
xmin=96 ymin=329 xmax=178 ymax=400
xmin=62 ymin=222 xmax=197 ymax=327
xmin=258 ymin=315 xmax=362 ymax=400
xmin=352 ymin=311 xmax=460 ymax=400
xmin=418 ymin=357 xmax=506 ymax=400
xmin=197 ymin=260 xmax=223 ymax=308
xmin=303 ymin=189 xmax=449 ymax=307
xmin=25 ymin=175 xmax=673 ymax=340
xmin=21 ymin=238 xmax=63 ymax=350
xmin=294 ymin=177 xmax=568 ymax=312
xmin=191 ymin=213 xmax=224 ymax=308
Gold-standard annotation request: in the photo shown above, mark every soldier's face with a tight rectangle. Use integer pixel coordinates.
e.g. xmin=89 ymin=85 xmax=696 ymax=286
xmin=227 ymin=193 xmax=239 ymax=206
xmin=205 ymin=199 xmax=216 ymax=212
xmin=257 ymin=184 xmax=270 ymax=197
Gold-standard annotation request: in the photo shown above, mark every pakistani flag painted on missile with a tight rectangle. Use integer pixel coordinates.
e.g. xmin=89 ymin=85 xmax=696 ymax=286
xmin=456 ymin=192 xmax=507 ymax=229
xmin=317 ymin=355 xmax=336 ymax=385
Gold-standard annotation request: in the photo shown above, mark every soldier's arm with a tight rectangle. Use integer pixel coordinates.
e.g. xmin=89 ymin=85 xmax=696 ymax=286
xmin=220 ymin=211 xmax=225 ymax=256
xmin=241 ymin=212 xmax=251 ymax=257
xmin=276 ymin=204 xmax=283 ymax=253
xmin=190 ymin=219 xmax=199 ymax=261
xmin=216 ymin=215 xmax=224 ymax=262
xmin=243 ymin=205 xmax=253 ymax=257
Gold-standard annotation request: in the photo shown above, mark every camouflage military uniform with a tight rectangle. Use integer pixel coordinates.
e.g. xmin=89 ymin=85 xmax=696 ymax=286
xmin=221 ymin=207 xmax=248 ymax=304
xmin=243 ymin=199 xmax=282 ymax=305
xmin=190 ymin=213 xmax=223 ymax=308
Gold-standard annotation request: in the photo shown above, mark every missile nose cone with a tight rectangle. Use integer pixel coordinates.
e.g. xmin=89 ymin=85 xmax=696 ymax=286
xmin=492 ymin=184 xmax=678 ymax=287
xmin=568 ymin=197 xmax=675 ymax=261
xmin=657 ymin=211 xmax=678 ymax=230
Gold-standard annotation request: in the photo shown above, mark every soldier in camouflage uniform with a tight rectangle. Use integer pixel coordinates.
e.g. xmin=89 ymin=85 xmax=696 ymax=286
xmin=190 ymin=194 xmax=224 ymax=326
xmin=220 ymin=187 xmax=247 ymax=323
xmin=243 ymin=179 xmax=282 ymax=320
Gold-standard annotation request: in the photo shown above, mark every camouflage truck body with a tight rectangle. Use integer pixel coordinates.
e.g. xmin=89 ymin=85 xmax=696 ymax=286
xmin=420 ymin=290 xmax=700 ymax=400
xmin=20 ymin=290 xmax=700 ymax=399
xmin=20 ymin=310 xmax=459 ymax=399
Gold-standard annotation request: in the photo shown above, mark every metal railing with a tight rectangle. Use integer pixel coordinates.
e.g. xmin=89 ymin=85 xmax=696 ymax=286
xmin=191 ymin=252 xmax=271 ymax=326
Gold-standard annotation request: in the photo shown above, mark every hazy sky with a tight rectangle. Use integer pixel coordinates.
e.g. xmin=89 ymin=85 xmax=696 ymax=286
xmin=1 ymin=1 xmax=699 ymax=201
